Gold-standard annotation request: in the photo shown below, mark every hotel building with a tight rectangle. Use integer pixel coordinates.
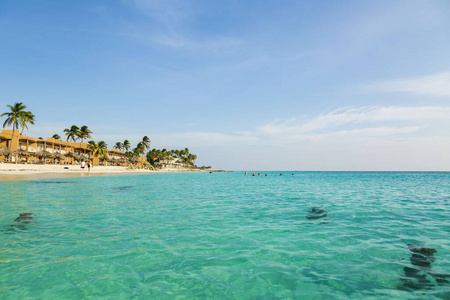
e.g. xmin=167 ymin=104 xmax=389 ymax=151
xmin=0 ymin=130 xmax=131 ymax=166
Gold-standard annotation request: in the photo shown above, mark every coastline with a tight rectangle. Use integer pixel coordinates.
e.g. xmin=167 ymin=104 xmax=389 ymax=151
xmin=0 ymin=163 xmax=206 ymax=181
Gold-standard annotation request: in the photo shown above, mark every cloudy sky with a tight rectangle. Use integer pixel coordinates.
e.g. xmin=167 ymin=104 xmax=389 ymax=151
xmin=1 ymin=0 xmax=449 ymax=170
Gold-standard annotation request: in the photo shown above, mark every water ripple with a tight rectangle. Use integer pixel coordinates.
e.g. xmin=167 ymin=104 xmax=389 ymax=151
xmin=1 ymin=172 xmax=449 ymax=299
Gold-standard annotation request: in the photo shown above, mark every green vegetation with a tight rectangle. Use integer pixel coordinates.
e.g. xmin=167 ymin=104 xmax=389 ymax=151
xmin=79 ymin=125 xmax=93 ymax=147
xmin=1 ymin=102 xmax=35 ymax=149
xmin=1 ymin=102 xmax=204 ymax=168
xmin=63 ymin=125 xmax=80 ymax=143
xmin=88 ymin=140 xmax=108 ymax=158
xmin=147 ymin=148 xmax=198 ymax=168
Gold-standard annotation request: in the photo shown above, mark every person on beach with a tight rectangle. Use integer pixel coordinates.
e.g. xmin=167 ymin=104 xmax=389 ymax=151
xmin=81 ymin=160 xmax=86 ymax=170
xmin=87 ymin=161 xmax=91 ymax=172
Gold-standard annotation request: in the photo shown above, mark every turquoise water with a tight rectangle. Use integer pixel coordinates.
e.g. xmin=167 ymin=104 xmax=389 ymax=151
xmin=1 ymin=172 xmax=449 ymax=299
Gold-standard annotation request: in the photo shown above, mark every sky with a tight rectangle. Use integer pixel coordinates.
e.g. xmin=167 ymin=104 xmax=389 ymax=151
xmin=1 ymin=0 xmax=450 ymax=170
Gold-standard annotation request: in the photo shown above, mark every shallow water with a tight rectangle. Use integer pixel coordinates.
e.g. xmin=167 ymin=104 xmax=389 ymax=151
xmin=1 ymin=172 xmax=449 ymax=299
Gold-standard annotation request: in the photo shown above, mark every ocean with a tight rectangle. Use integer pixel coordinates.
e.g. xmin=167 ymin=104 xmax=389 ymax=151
xmin=1 ymin=172 xmax=449 ymax=299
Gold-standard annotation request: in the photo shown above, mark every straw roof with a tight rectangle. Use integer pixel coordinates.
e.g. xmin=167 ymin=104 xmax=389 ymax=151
xmin=36 ymin=150 xmax=51 ymax=158
xmin=0 ymin=147 xmax=11 ymax=156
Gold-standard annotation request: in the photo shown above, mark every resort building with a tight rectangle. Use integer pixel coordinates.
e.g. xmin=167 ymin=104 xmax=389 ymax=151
xmin=0 ymin=130 xmax=131 ymax=166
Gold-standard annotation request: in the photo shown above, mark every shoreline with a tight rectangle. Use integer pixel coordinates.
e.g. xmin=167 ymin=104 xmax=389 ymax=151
xmin=0 ymin=163 xmax=208 ymax=181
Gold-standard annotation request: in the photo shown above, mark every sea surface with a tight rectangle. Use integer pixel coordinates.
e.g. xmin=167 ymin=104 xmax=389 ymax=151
xmin=1 ymin=172 xmax=449 ymax=299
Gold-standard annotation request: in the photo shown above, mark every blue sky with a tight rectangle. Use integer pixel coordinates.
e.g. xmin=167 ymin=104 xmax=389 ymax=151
xmin=1 ymin=0 xmax=450 ymax=170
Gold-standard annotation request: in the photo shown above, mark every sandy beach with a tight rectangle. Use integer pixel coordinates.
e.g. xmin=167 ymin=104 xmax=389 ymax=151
xmin=0 ymin=163 xmax=209 ymax=181
xmin=0 ymin=163 xmax=157 ymax=181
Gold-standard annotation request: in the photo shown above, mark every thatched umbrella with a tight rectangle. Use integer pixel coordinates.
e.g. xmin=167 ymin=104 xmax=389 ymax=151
xmin=18 ymin=149 xmax=29 ymax=156
xmin=64 ymin=151 xmax=75 ymax=165
xmin=110 ymin=157 xmax=118 ymax=166
xmin=15 ymin=149 xmax=30 ymax=163
xmin=0 ymin=147 xmax=11 ymax=158
xmin=36 ymin=150 xmax=51 ymax=164
xmin=100 ymin=155 xmax=108 ymax=166
xmin=74 ymin=153 xmax=81 ymax=162
xmin=54 ymin=152 xmax=65 ymax=164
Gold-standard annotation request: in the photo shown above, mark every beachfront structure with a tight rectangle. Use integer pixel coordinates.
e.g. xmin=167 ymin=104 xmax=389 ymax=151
xmin=0 ymin=130 xmax=132 ymax=166
xmin=154 ymin=157 xmax=185 ymax=169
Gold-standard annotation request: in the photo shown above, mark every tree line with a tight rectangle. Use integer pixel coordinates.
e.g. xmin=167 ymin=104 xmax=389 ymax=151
xmin=1 ymin=102 xmax=200 ymax=168
xmin=146 ymin=148 xmax=197 ymax=167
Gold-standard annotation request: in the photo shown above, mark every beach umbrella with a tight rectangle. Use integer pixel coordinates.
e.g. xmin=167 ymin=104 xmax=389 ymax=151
xmin=18 ymin=149 xmax=29 ymax=156
xmin=99 ymin=155 xmax=108 ymax=165
xmin=64 ymin=152 xmax=75 ymax=164
xmin=36 ymin=150 xmax=51 ymax=158
xmin=36 ymin=150 xmax=51 ymax=164
xmin=0 ymin=147 xmax=11 ymax=157
xmin=55 ymin=152 xmax=65 ymax=161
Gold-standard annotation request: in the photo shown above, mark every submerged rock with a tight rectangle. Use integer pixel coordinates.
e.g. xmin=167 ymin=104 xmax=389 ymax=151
xmin=306 ymin=207 xmax=327 ymax=219
xmin=14 ymin=213 xmax=34 ymax=223
xmin=400 ymin=244 xmax=450 ymax=290
xmin=6 ymin=213 xmax=35 ymax=232
xmin=407 ymin=244 xmax=437 ymax=268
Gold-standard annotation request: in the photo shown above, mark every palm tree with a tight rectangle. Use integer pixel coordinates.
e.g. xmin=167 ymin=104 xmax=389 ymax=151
xmin=141 ymin=136 xmax=151 ymax=151
xmin=19 ymin=111 xmax=36 ymax=135
xmin=78 ymin=125 xmax=93 ymax=155
xmin=1 ymin=102 xmax=35 ymax=151
xmin=88 ymin=140 xmax=108 ymax=163
xmin=64 ymin=125 xmax=80 ymax=162
xmin=123 ymin=140 xmax=131 ymax=152
xmin=52 ymin=134 xmax=61 ymax=140
xmin=189 ymin=154 xmax=197 ymax=165
xmin=114 ymin=142 xmax=123 ymax=151
xmin=63 ymin=125 xmax=80 ymax=142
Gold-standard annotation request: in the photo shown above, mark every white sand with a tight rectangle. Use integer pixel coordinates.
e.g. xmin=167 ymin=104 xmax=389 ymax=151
xmin=0 ymin=163 xmax=155 ymax=181
xmin=0 ymin=163 xmax=207 ymax=181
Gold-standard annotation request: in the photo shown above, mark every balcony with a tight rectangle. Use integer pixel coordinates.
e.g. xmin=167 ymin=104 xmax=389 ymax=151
xmin=28 ymin=147 xmax=37 ymax=152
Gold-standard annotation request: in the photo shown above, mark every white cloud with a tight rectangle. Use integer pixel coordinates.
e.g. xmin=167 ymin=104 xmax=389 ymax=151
xmin=369 ymin=72 xmax=450 ymax=97
xmin=27 ymin=105 xmax=450 ymax=170
xmin=257 ymin=106 xmax=450 ymax=136
xmin=123 ymin=0 xmax=244 ymax=51
xmin=176 ymin=105 xmax=450 ymax=170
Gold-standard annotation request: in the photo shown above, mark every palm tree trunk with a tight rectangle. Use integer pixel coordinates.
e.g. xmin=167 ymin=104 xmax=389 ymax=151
xmin=9 ymin=127 xmax=16 ymax=163
xmin=80 ymin=139 xmax=83 ymax=162
xmin=9 ymin=127 xmax=15 ymax=150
